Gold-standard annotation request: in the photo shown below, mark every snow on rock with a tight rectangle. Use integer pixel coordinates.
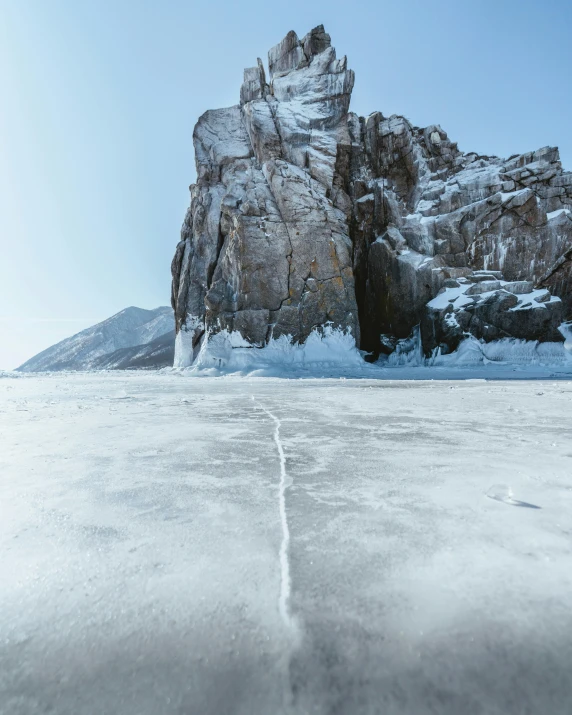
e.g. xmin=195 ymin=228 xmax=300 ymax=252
xmin=420 ymin=271 xmax=564 ymax=357
xmin=171 ymin=24 xmax=358 ymax=369
xmin=547 ymin=208 xmax=571 ymax=221
xmin=171 ymin=24 xmax=572 ymax=368
xmin=17 ymin=307 xmax=174 ymax=372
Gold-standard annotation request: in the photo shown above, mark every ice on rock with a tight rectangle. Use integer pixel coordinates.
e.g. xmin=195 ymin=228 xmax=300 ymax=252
xmin=421 ymin=270 xmax=564 ymax=357
xmin=189 ymin=326 xmax=363 ymax=375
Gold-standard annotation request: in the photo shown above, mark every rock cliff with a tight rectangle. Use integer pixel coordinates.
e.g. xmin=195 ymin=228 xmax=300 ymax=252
xmin=171 ymin=25 xmax=572 ymax=365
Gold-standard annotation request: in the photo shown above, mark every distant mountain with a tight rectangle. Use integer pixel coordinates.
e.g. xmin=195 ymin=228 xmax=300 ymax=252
xmin=17 ymin=307 xmax=174 ymax=372
xmin=91 ymin=330 xmax=174 ymax=370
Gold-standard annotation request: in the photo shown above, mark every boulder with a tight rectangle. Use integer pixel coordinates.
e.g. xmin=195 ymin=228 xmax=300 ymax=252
xmin=421 ymin=273 xmax=564 ymax=356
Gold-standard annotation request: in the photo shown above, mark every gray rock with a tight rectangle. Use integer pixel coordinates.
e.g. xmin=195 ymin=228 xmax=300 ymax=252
xmin=172 ymin=25 xmax=358 ymax=366
xmin=171 ymin=25 xmax=572 ymax=366
xmin=534 ymin=290 xmax=552 ymax=303
xmin=465 ymin=280 xmax=503 ymax=295
xmin=421 ymin=273 xmax=564 ymax=356
xmin=538 ymin=246 xmax=572 ymax=319
xmin=503 ymin=281 xmax=535 ymax=295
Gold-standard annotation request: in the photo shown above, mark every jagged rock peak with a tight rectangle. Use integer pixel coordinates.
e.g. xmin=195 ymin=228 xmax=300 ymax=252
xmin=267 ymin=25 xmax=332 ymax=78
xmin=240 ymin=25 xmax=343 ymax=105
xmin=171 ymin=25 xmax=572 ymax=368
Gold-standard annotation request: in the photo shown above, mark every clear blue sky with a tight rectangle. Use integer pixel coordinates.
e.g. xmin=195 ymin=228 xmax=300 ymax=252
xmin=1 ymin=0 xmax=570 ymax=368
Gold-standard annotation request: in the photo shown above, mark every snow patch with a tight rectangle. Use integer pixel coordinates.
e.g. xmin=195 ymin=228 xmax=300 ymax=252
xmin=499 ymin=188 xmax=529 ymax=202
xmin=547 ymin=208 xmax=571 ymax=221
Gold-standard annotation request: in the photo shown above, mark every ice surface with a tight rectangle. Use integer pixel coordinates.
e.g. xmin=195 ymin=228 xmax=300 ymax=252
xmin=2 ymin=372 xmax=572 ymax=714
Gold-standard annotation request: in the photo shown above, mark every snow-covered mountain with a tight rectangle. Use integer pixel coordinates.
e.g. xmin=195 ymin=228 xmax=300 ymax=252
xmin=91 ymin=330 xmax=174 ymax=370
xmin=17 ymin=307 xmax=174 ymax=372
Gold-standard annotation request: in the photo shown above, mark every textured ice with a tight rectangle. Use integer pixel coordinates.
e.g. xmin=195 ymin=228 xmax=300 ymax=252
xmin=173 ymin=323 xmax=572 ymax=378
xmin=187 ymin=326 xmax=363 ymax=376
xmin=387 ymin=333 xmax=571 ymax=369
xmin=2 ymin=372 xmax=572 ymax=714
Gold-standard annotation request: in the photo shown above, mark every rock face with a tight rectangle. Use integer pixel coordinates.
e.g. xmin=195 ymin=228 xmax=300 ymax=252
xmin=17 ymin=307 xmax=174 ymax=372
xmin=171 ymin=25 xmax=572 ymax=365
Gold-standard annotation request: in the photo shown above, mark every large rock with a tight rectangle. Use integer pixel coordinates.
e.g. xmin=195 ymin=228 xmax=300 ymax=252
xmin=420 ymin=272 xmax=564 ymax=357
xmin=172 ymin=25 xmax=572 ymax=365
xmin=172 ymin=25 xmax=358 ymax=366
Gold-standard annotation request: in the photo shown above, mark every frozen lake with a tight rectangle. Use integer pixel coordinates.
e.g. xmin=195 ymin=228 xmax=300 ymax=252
xmin=2 ymin=372 xmax=572 ymax=714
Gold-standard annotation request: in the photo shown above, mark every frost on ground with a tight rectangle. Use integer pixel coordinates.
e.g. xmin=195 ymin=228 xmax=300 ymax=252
xmin=1 ymin=372 xmax=572 ymax=714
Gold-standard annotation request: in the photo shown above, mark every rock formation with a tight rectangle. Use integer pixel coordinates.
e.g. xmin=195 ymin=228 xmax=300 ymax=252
xmin=421 ymin=270 xmax=563 ymax=357
xmin=171 ymin=25 xmax=572 ymax=365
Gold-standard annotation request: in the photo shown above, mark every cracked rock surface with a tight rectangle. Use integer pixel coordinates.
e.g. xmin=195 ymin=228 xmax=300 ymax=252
xmin=171 ymin=25 xmax=572 ymax=365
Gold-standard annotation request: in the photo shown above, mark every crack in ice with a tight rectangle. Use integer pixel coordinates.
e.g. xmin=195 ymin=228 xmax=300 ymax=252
xmin=252 ymin=397 xmax=292 ymax=629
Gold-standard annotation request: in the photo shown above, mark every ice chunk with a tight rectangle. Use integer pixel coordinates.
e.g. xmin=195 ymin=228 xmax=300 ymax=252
xmin=486 ymin=484 xmax=540 ymax=509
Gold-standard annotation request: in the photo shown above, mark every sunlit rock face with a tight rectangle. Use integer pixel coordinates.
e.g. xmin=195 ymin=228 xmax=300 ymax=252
xmin=171 ymin=24 xmax=572 ymax=365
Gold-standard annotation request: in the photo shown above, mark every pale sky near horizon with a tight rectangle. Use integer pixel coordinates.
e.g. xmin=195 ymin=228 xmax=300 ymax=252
xmin=1 ymin=0 xmax=571 ymax=369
